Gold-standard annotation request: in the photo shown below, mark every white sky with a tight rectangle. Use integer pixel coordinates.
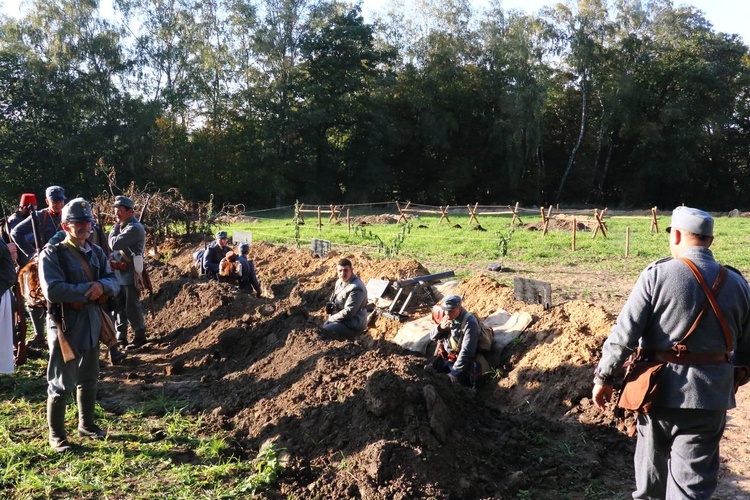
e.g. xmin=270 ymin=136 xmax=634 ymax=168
xmin=1 ymin=0 xmax=748 ymax=43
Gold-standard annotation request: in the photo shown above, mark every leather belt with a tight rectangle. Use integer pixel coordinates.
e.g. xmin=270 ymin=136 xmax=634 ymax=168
xmin=649 ymin=350 xmax=729 ymax=365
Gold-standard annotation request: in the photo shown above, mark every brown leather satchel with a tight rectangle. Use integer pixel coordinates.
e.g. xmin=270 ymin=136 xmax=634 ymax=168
xmin=617 ymin=350 xmax=664 ymax=412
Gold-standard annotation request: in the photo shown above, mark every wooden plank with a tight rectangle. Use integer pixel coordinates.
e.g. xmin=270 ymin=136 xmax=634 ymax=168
xmin=513 ymin=277 xmax=552 ymax=310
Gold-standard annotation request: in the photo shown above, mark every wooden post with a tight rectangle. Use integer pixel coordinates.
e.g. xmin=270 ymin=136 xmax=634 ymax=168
xmin=572 ymin=217 xmax=577 ymax=251
xmin=625 ymin=227 xmax=630 ymax=257
xmin=294 ymin=202 xmax=305 ymax=224
xmin=592 ymin=208 xmax=607 ymax=238
xmin=542 ymin=205 xmax=552 ymax=235
xmin=510 ymin=202 xmax=523 ymax=226
xmin=467 ymin=202 xmax=480 ymax=226
xmin=317 ymin=206 xmax=322 ymax=232
xmin=438 ymin=205 xmax=451 ymax=224
xmin=650 ymin=207 xmax=659 ymax=234
xmin=396 ymin=201 xmax=409 ymax=224
xmin=347 ymin=208 xmax=351 ymax=234
xmin=540 ymin=207 xmax=547 ymax=236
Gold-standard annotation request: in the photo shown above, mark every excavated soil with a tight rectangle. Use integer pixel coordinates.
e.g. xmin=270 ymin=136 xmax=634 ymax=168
xmin=96 ymin=240 xmax=750 ymax=499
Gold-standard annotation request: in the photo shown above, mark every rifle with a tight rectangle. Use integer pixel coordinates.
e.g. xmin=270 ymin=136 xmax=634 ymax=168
xmin=47 ymin=301 xmax=77 ymax=363
xmin=13 ymin=282 xmax=27 ymax=365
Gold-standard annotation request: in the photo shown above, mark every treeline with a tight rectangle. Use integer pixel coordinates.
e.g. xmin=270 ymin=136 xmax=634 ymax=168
xmin=1 ymin=0 xmax=749 ymax=210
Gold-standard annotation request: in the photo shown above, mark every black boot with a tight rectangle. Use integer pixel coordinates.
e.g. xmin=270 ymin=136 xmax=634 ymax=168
xmin=127 ymin=329 xmax=148 ymax=350
xmin=109 ymin=346 xmax=127 ymax=365
xmin=48 ymin=396 xmax=74 ymax=453
xmin=77 ymin=389 xmax=107 ymax=439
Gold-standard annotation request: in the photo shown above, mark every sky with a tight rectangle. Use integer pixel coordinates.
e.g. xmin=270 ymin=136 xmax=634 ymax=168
xmin=1 ymin=0 xmax=748 ymax=43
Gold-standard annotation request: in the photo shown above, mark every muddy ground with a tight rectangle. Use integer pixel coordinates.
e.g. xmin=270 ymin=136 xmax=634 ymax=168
xmin=96 ymin=238 xmax=750 ymax=499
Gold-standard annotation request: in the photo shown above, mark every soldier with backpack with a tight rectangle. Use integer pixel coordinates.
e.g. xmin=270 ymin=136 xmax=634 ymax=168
xmin=428 ymin=294 xmax=484 ymax=387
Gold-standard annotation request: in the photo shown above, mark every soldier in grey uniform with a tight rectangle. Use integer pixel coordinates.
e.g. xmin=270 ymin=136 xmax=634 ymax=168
xmin=11 ymin=186 xmax=66 ymax=347
xmin=592 ymin=206 xmax=750 ymax=499
xmin=322 ymin=258 xmax=368 ymax=338
xmin=39 ymin=198 xmax=120 ymax=453
xmin=108 ymin=196 xmax=148 ymax=350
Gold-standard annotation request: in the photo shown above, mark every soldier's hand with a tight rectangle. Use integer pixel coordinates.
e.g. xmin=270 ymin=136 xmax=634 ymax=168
xmin=592 ymin=383 xmax=613 ymax=411
xmin=439 ymin=318 xmax=452 ymax=330
xmin=85 ymin=281 xmax=105 ymax=301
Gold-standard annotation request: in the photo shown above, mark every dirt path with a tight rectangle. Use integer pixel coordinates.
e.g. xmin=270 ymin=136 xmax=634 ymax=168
xmin=95 ymin=240 xmax=750 ymax=498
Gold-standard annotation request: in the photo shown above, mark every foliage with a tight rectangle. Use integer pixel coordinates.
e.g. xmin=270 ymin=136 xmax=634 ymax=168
xmin=1 ymin=1 xmax=750 ymax=210
xmin=237 ymin=442 xmax=285 ymax=494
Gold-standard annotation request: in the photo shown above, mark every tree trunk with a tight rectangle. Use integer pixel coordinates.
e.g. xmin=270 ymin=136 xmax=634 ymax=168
xmin=554 ymin=70 xmax=588 ymax=205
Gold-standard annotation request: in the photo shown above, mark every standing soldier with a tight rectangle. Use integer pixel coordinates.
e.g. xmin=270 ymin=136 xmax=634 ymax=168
xmin=11 ymin=185 xmax=66 ymax=347
xmin=108 ymin=196 xmax=148 ymax=350
xmin=592 ymin=207 xmax=750 ymax=498
xmin=39 ymin=198 xmax=119 ymax=453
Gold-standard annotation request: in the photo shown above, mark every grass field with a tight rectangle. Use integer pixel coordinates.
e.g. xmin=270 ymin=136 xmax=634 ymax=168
xmin=3 ymin=207 xmax=748 ymax=498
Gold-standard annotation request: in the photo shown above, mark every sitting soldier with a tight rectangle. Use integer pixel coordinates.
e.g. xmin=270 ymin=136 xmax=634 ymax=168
xmin=428 ymin=294 xmax=482 ymax=388
xmin=237 ymin=243 xmax=262 ymax=297
xmin=202 ymin=231 xmax=230 ymax=280
xmin=322 ymin=258 xmax=368 ymax=338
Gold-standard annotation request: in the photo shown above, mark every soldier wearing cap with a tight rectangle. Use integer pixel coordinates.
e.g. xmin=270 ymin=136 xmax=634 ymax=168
xmin=592 ymin=206 xmax=750 ymax=498
xmin=322 ymin=258 xmax=368 ymax=338
xmin=108 ymin=195 xmax=148 ymax=350
xmin=38 ymin=198 xmax=120 ymax=453
xmin=11 ymin=186 xmax=66 ymax=347
xmin=202 ymin=230 xmax=230 ymax=280
xmin=7 ymin=193 xmax=38 ymax=233
xmin=428 ymin=294 xmax=482 ymax=387
xmin=237 ymin=242 xmax=262 ymax=297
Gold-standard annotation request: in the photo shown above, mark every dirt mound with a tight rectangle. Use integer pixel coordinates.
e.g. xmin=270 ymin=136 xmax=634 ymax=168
xmin=525 ymin=214 xmax=593 ymax=232
xmin=99 ymin=241 xmax=634 ymax=498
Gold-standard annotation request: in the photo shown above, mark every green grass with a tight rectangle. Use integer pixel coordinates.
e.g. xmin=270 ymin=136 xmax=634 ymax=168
xmin=233 ymin=209 xmax=750 ymax=278
xmin=0 ymin=360 xmax=275 ymax=499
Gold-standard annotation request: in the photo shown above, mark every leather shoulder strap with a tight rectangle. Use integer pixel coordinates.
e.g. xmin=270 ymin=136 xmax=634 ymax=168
xmin=678 ymin=257 xmax=732 ymax=353
xmin=63 ymin=244 xmax=95 ymax=282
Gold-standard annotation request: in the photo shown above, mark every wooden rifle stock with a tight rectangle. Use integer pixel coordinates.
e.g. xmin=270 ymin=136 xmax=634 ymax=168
xmin=47 ymin=302 xmax=77 ymax=363
xmin=12 ymin=282 xmax=27 ymax=365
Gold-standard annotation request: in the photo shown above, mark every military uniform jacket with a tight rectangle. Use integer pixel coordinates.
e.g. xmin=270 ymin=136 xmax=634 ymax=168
xmin=108 ymin=215 xmax=146 ymax=286
xmin=430 ymin=309 xmax=480 ymax=376
xmin=596 ymin=246 xmax=750 ymax=410
xmin=11 ymin=208 xmax=62 ymax=258
xmin=39 ymin=240 xmax=120 ymax=351
xmin=327 ymin=274 xmax=368 ymax=332
xmin=203 ymin=241 xmax=229 ymax=274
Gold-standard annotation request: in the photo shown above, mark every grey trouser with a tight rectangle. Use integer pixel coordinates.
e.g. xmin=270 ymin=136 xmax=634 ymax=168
xmin=322 ymin=320 xmax=362 ymax=338
xmin=115 ymin=284 xmax=146 ymax=340
xmin=28 ymin=304 xmax=46 ymax=338
xmin=634 ymin=407 xmax=726 ymax=500
xmin=46 ymin=342 xmax=100 ymax=399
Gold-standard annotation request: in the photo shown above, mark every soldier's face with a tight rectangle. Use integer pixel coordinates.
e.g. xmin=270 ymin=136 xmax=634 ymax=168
xmin=337 ymin=265 xmax=353 ymax=282
xmin=115 ymin=205 xmax=132 ymax=223
xmin=63 ymin=220 xmax=92 ymax=244
xmin=48 ymin=198 xmax=64 ymax=215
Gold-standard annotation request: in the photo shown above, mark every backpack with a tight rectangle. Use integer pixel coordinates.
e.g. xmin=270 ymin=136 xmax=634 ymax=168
xmin=461 ymin=312 xmax=494 ymax=353
xmin=193 ymin=248 xmax=206 ymax=274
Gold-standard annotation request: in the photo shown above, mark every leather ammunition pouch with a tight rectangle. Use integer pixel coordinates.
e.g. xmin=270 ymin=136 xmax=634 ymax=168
xmin=109 ymin=260 xmax=130 ymax=271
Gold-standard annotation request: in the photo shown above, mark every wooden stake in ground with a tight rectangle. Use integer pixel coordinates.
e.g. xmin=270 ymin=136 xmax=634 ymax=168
xmin=328 ymin=205 xmax=341 ymax=223
xmin=396 ymin=201 xmax=410 ymax=224
xmin=439 ymin=205 xmax=451 ymax=224
xmin=650 ymin=207 xmax=659 ymax=234
xmin=592 ymin=208 xmax=607 ymax=238
xmin=317 ymin=206 xmax=322 ymax=232
xmin=541 ymin=206 xmax=552 ymax=236
xmin=467 ymin=202 xmax=480 ymax=226
xmin=625 ymin=227 xmax=630 ymax=257
xmin=572 ymin=217 xmax=577 ymax=251
xmin=511 ymin=202 xmax=523 ymax=226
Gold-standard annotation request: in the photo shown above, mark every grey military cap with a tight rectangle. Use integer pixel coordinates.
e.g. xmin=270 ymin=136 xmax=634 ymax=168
xmin=666 ymin=206 xmax=714 ymax=237
xmin=114 ymin=195 xmax=135 ymax=209
xmin=440 ymin=294 xmax=462 ymax=311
